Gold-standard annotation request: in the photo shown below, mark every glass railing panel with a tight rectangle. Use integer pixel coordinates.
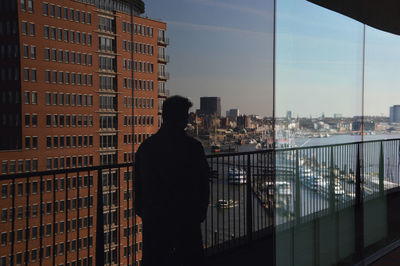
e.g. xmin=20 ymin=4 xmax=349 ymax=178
xmin=363 ymin=26 xmax=400 ymax=251
xmin=275 ymin=0 xmax=364 ymax=265
xmin=147 ymin=0 xmax=275 ymax=258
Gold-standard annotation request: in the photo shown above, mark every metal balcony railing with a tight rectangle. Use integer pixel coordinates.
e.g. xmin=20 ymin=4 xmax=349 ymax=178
xmin=157 ymin=54 xmax=170 ymax=63
xmin=203 ymin=138 xmax=400 ymax=263
xmin=158 ymin=72 xmax=170 ymax=80
xmin=1 ymin=139 xmax=400 ymax=264
xmin=157 ymin=37 xmax=170 ymax=45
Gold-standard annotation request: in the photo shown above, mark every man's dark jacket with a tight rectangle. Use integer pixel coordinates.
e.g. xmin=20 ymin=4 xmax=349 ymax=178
xmin=135 ymin=126 xmax=210 ymax=265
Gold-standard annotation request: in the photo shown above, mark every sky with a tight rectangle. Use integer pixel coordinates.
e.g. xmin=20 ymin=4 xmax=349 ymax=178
xmin=145 ymin=0 xmax=400 ymax=118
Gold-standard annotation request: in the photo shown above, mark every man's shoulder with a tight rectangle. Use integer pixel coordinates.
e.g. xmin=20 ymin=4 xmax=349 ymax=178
xmin=137 ymin=134 xmax=159 ymax=154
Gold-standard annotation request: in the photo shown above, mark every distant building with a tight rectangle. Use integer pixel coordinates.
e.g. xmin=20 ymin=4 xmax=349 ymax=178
xmin=299 ymin=118 xmax=314 ymax=130
xmin=389 ymin=105 xmax=400 ymax=123
xmin=286 ymin=110 xmax=292 ymax=120
xmin=352 ymin=120 xmax=375 ymax=131
xmin=220 ymin=117 xmax=230 ymax=129
xmin=237 ymin=115 xmax=251 ymax=129
xmin=200 ymin=97 xmax=221 ymax=117
xmin=226 ymin=108 xmax=240 ymax=120
xmin=334 ymin=113 xmax=343 ymax=118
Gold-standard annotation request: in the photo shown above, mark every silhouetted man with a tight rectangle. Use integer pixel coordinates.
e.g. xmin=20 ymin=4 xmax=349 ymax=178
xmin=135 ymin=96 xmax=210 ymax=266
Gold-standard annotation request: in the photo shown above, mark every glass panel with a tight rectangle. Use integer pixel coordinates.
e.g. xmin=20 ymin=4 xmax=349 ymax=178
xmin=148 ymin=0 xmax=275 ymax=259
xmin=363 ymin=26 xmax=400 ymax=250
xmin=275 ymin=0 xmax=364 ymax=265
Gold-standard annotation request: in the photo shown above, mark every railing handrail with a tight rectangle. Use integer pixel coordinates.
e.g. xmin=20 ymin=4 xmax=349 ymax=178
xmin=4 ymin=137 xmax=399 ymax=179
xmin=0 ymin=162 xmax=133 ymax=180
xmin=205 ymin=137 xmax=400 ymax=158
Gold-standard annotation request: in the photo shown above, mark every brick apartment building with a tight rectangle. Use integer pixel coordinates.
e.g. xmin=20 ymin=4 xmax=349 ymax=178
xmin=0 ymin=0 xmax=169 ymax=265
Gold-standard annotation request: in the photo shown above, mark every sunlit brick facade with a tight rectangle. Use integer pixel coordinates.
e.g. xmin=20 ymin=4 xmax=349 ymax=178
xmin=0 ymin=0 xmax=168 ymax=265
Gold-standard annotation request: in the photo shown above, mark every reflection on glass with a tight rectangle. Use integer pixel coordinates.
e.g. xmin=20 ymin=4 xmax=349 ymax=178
xmin=147 ymin=0 xmax=275 ymax=260
xmin=275 ymin=0 xmax=364 ymax=265
xmin=148 ymin=0 xmax=274 ymax=152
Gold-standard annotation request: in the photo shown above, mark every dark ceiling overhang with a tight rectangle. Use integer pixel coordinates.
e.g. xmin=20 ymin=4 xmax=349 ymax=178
xmin=307 ymin=0 xmax=400 ymax=36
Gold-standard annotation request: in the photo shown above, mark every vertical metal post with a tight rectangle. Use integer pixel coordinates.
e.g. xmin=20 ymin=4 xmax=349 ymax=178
xmin=329 ymin=146 xmax=335 ymax=215
xmin=379 ymin=142 xmax=385 ymax=197
xmin=246 ymin=153 xmax=253 ymax=243
xmin=295 ymin=150 xmax=301 ymax=225
xmin=96 ymin=169 xmax=105 ymax=266
xmin=355 ymin=143 xmax=364 ymax=260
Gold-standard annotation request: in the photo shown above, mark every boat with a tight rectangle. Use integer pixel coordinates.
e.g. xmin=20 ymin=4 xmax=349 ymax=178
xmin=276 ymin=181 xmax=292 ymax=196
xmin=318 ymin=179 xmax=345 ymax=197
xmin=249 ymin=139 xmax=257 ymax=144
xmin=228 ymin=168 xmax=247 ymax=184
xmin=301 ymin=169 xmax=323 ymax=190
xmin=216 ymin=199 xmax=238 ymax=209
xmin=211 ymin=145 xmax=221 ymax=153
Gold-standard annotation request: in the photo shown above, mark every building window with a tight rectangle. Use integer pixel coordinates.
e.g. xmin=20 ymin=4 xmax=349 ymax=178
xmin=23 ymin=45 xmax=28 ymax=58
xmin=49 ymin=4 xmax=55 ymax=17
xmin=44 ymin=25 xmax=49 ymax=38
xmin=50 ymin=27 xmax=56 ymax=40
xmin=45 ymin=70 xmax=51 ymax=83
xmin=20 ymin=0 xmax=26 ymax=11
xmin=23 ymin=68 xmax=29 ymax=81
xmin=32 ymin=136 xmax=38 ymax=148
xmin=56 ymin=6 xmax=61 ymax=18
xmin=31 ymin=69 xmax=36 ymax=82
xmin=21 ymin=21 xmax=27 ymax=35
xmin=25 ymin=137 xmax=31 ymax=149
xmin=30 ymin=46 xmax=36 ymax=59
xmin=42 ymin=3 xmax=48 ymax=15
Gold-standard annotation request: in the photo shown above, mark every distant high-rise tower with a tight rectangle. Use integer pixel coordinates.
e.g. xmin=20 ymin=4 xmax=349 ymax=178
xmin=226 ymin=108 xmax=240 ymax=120
xmin=286 ymin=110 xmax=292 ymax=120
xmin=200 ymin=97 xmax=221 ymax=117
xmin=390 ymin=105 xmax=400 ymax=123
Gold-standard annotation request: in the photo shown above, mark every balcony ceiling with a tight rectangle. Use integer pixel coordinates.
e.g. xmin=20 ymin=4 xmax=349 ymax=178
xmin=307 ymin=0 xmax=400 ymax=36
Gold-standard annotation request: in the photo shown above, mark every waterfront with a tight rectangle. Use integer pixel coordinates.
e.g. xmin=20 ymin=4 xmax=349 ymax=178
xmin=202 ymin=135 xmax=400 ymax=251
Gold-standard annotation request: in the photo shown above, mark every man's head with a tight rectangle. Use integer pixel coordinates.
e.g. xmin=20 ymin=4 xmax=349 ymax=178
xmin=162 ymin=96 xmax=193 ymax=130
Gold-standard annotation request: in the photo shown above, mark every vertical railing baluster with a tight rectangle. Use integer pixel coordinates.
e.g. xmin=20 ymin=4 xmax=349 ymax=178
xmin=117 ymin=166 xmax=121 ymax=266
xmin=216 ymin=156 xmax=220 ymax=249
xmin=52 ymin=173 xmax=56 ymax=265
xmin=295 ymin=150 xmax=300 ymax=225
xmin=39 ymin=175 xmax=43 ymax=266
xmin=126 ymin=166 xmax=130 ymax=265
xmin=25 ymin=175 xmax=30 ymax=266
xmin=65 ymin=172 xmax=68 ymax=266
xmin=11 ymin=178 xmax=15 ymax=266
xmin=355 ymin=143 xmax=364 ymax=260
xmin=108 ymin=167 xmax=112 ymax=264
xmin=379 ymin=141 xmax=384 ymax=197
xmin=87 ymin=169 xmax=91 ymax=265
xmin=329 ymin=146 xmax=335 ymax=216
xmin=77 ymin=170 xmax=80 ymax=264
xmin=246 ymin=153 xmax=253 ymax=243
xmin=210 ymin=156 xmax=214 ymax=250
xmin=96 ymin=168 xmax=105 ymax=266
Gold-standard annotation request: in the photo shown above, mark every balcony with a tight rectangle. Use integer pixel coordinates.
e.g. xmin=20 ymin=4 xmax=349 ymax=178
xmin=157 ymin=36 xmax=170 ymax=46
xmin=158 ymin=71 xmax=170 ymax=80
xmin=158 ymin=88 xmax=169 ymax=98
xmin=1 ymin=139 xmax=400 ymax=265
xmin=157 ymin=54 xmax=170 ymax=63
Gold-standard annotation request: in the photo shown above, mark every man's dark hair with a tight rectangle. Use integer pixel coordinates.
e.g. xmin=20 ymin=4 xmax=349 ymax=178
xmin=162 ymin=95 xmax=193 ymax=124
